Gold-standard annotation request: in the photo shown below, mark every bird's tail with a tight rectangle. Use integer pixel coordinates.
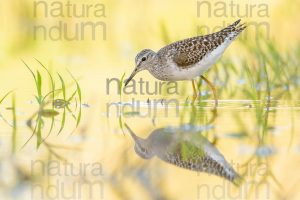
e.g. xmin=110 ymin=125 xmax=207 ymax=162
xmin=232 ymin=173 xmax=244 ymax=187
xmin=222 ymin=165 xmax=244 ymax=187
xmin=221 ymin=19 xmax=247 ymax=40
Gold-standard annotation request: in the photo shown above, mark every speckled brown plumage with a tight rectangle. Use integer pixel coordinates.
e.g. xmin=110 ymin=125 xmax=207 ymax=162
xmin=163 ymin=146 xmax=239 ymax=183
xmin=159 ymin=19 xmax=246 ymax=68
xmin=126 ymin=124 xmax=242 ymax=185
xmin=125 ymin=19 xmax=246 ymax=85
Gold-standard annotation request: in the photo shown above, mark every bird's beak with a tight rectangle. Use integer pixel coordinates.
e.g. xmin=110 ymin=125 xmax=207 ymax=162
xmin=124 ymin=67 xmax=138 ymax=86
xmin=124 ymin=123 xmax=138 ymax=141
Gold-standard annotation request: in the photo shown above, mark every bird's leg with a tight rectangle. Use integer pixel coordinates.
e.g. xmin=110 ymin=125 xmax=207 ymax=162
xmin=201 ymin=75 xmax=218 ymax=107
xmin=191 ymin=80 xmax=198 ymax=104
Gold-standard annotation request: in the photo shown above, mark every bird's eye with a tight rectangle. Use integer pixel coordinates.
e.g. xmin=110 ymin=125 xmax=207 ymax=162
xmin=141 ymin=57 xmax=146 ymax=62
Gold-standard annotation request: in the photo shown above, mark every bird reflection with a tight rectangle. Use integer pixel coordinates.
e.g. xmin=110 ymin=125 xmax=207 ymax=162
xmin=125 ymin=124 xmax=241 ymax=185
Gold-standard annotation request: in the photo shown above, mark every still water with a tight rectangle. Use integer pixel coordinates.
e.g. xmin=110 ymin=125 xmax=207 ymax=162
xmin=1 ymin=77 xmax=299 ymax=199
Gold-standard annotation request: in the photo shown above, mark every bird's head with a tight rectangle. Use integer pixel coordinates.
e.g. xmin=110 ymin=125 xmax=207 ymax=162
xmin=124 ymin=49 xmax=157 ymax=86
xmin=125 ymin=123 xmax=154 ymax=159
xmin=134 ymin=141 xmax=153 ymax=160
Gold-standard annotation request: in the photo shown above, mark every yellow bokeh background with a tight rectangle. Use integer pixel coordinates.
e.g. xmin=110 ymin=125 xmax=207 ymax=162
xmin=1 ymin=1 xmax=300 ymax=200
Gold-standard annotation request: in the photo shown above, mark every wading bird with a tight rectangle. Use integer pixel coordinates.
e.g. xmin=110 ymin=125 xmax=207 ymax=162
xmin=125 ymin=19 xmax=246 ymax=106
xmin=125 ymin=123 xmax=242 ymax=185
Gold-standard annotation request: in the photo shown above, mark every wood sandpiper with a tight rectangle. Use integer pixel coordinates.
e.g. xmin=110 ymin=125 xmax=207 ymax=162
xmin=125 ymin=19 xmax=246 ymax=106
xmin=125 ymin=123 xmax=242 ymax=185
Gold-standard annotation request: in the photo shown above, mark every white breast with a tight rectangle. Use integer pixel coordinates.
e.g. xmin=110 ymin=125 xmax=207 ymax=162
xmin=168 ymin=37 xmax=234 ymax=81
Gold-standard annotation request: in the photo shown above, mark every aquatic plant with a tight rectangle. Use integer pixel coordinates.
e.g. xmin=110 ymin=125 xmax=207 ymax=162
xmin=22 ymin=60 xmax=82 ymax=148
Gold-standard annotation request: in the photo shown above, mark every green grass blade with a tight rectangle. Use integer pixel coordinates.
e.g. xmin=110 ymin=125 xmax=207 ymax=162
xmin=67 ymin=70 xmax=82 ymax=128
xmin=119 ymin=72 xmax=125 ymax=102
xmin=58 ymin=73 xmax=66 ymax=100
xmin=41 ymin=116 xmax=55 ymax=144
xmin=57 ymin=73 xmax=67 ymax=135
xmin=57 ymin=108 xmax=66 ymax=135
xmin=67 ymin=90 xmax=77 ymax=102
xmin=22 ymin=59 xmax=37 ymax=83
xmin=66 ymin=105 xmax=77 ymax=120
xmin=21 ymin=117 xmax=38 ymax=149
xmin=41 ymin=89 xmax=61 ymax=103
xmin=36 ymin=70 xmax=42 ymax=103
xmin=35 ymin=58 xmax=55 ymax=104
xmin=22 ymin=60 xmax=43 ymax=104
xmin=36 ymin=116 xmax=42 ymax=148
xmin=0 ymin=90 xmax=14 ymax=105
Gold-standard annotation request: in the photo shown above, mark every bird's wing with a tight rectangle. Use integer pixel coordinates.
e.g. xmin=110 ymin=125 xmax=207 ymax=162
xmin=161 ymin=134 xmax=240 ymax=184
xmin=164 ymin=19 xmax=246 ymax=68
